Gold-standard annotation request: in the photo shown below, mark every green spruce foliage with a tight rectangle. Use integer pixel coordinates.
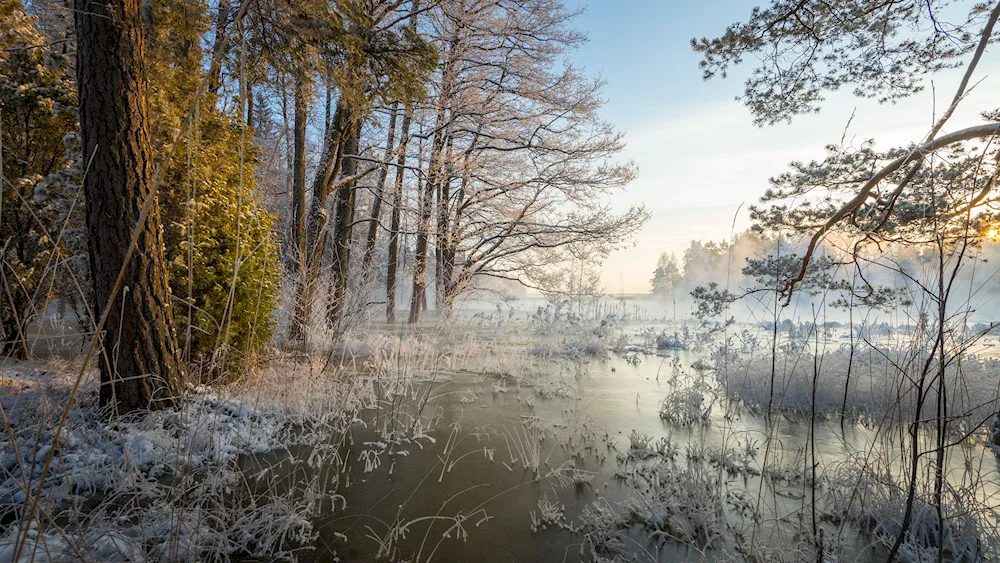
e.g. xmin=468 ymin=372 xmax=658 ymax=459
xmin=148 ymin=0 xmax=280 ymax=380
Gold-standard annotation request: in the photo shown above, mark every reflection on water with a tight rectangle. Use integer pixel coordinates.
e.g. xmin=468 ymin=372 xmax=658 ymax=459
xmin=276 ymin=325 xmax=999 ymax=562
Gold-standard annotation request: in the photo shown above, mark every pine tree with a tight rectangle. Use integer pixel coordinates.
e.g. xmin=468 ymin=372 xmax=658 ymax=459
xmin=76 ymin=0 xmax=182 ymax=412
xmin=649 ymin=252 xmax=681 ymax=301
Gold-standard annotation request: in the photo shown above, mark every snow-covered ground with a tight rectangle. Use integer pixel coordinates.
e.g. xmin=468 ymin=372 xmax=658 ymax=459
xmin=0 ymin=354 xmax=366 ymax=562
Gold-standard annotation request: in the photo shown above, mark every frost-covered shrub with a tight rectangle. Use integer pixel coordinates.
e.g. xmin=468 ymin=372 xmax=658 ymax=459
xmin=826 ymin=452 xmax=999 ymax=562
xmin=525 ymin=378 xmax=574 ymax=399
xmin=623 ymin=463 xmax=725 ymax=548
xmin=623 ymin=430 xmax=678 ymax=461
xmin=528 ymin=331 xmax=608 ymax=359
xmin=659 ymin=388 xmax=709 ymax=426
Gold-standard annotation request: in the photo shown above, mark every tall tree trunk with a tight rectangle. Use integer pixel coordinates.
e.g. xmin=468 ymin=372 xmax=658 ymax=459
xmin=327 ymin=116 xmax=361 ymax=327
xmin=291 ymin=73 xmax=308 ymax=270
xmin=441 ymin=146 xmax=473 ymax=314
xmin=291 ymin=102 xmax=348 ymax=336
xmin=288 ymin=71 xmax=310 ymax=341
xmin=435 ymin=135 xmax=454 ymax=312
xmin=364 ymin=103 xmax=399 ymax=276
xmin=386 ymin=106 xmax=412 ymax=323
xmin=411 ymin=33 xmax=457 ymax=322
xmin=409 ymin=121 xmax=444 ymax=324
xmin=76 ymin=0 xmax=181 ymax=413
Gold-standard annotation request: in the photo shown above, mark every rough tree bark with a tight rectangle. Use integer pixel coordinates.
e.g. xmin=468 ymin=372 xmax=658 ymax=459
xmin=76 ymin=0 xmax=182 ymax=413
xmin=246 ymin=81 xmax=254 ymax=129
xmin=291 ymin=72 xmax=308 ymax=270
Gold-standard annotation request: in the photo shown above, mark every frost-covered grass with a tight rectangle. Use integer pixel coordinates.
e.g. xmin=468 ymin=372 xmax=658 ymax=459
xmin=658 ymin=388 xmax=710 ymax=426
xmin=6 ymin=317 xmax=997 ymax=562
xmin=0 ymin=354 xmax=369 ymax=561
xmin=827 ymin=450 xmax=1000 ymax=561
xmin=715 ymin=340 xmax=1000 ymax=429
xmin=0 ymin=327 xmax=473 ymax=562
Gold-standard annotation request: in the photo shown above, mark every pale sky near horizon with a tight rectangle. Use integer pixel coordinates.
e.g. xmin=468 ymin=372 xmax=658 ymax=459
xmin=564 ymin=1 xmax=1000 ymax=294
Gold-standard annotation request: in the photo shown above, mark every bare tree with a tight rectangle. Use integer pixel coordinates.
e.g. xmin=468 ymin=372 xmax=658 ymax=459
xmin=409 ymin=0 xmax=646 ymax=318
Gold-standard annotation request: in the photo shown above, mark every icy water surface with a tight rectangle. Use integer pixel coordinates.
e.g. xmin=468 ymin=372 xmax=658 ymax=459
xmin=269 ymin=328 xmax=1000 ymax=563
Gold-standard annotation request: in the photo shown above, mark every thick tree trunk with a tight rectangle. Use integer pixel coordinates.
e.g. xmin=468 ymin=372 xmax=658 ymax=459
xmin=327 ymin=117 xmax=361 ymax=327
xmin=386 ymin=107 xmax=413 ymax=323
xmin=76 ymin=0 xmax=182 ymax=413
xmin=363 ymin=103 xmax=399 ymax=276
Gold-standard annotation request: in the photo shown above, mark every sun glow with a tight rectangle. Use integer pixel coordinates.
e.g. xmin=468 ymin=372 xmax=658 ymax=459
xmin=987 ymin=227 xmax=1000 ymax=244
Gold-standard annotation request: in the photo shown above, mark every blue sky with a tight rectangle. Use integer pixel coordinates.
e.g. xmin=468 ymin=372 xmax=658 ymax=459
xmin=562 ymin=1 xmax=1000 ymax=292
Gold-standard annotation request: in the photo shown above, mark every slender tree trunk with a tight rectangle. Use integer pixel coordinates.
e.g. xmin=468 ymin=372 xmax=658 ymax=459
xmin=436 ymin=136 xmax=456 ymax=312
xmin=364 ymin=103 xmax=399 ymax=276
xmin=767 ymin=240 xmax=781 ymax=416
xmin=76 ymin=0 xmax=181 ymax=413
xmin=410 ymin=122 xmax=444 ymax=324
xmin=440 ymin=158 xmax=470 ymax=313
xmin=386 ymin=107 xmax=412 ymax=323
xmin=434 ymin=192 xmax=442 ymax=310
xmin=327 ymin=116 xmax=360 ymax=327
xmin=841 ymin=287 xmax=855 ymax=422
xmin=434 ymin=135 xmax=453 ymax=311
xmin=205 ymin=0 xmax=231 ymax=94
xmin=291 ymin=101 xmax=348 ymax=336
xmin=246 ymin=81 xmax=253 ymax=129
xmin=291 ymin=73 xmax=308 ymax=269
xmin=288 ymin=71 xmax=310 ymax=341
xmin=440 ymin=139 xmax=476 ymax=314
